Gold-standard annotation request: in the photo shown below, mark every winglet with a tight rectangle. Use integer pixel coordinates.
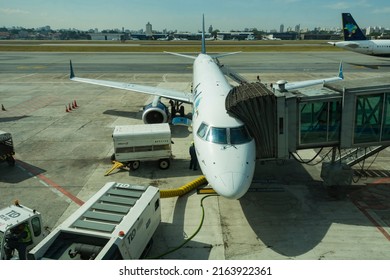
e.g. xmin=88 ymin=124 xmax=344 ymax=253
xmin=201 ymin=14 xmax=206 ymax=54
xmin=338 ymin=61 xmax=344 ymax=80
xmin=70 ymin=60 xmax=75 ymax=79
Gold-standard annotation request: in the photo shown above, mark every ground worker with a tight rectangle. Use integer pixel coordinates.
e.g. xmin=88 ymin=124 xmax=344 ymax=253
xmin=4 ymin=223 xmax=32 ymax=260
xmin=189 ymin=142 xmax=198 ymax=171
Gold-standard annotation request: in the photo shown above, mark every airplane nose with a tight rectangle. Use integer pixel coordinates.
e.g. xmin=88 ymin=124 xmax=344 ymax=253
xmin=216 ymin=172 xmax=251 ymax=199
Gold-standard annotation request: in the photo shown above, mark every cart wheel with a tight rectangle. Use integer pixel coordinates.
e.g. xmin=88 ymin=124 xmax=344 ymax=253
xmin=158 ymin=159 xmax=170 ymax=170
xmin=6 ymin=156 xmax=15 ymax=167
xmin=129 ymin=161 xmax=140 ymax=171
xmin=110 ymin=153 xmax=116 ymax=161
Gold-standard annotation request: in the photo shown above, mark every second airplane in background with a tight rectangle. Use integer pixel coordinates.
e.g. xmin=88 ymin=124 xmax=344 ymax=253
xmin=70 ymin=16 xmax=343 ymax=199
xmin=329 ymin=13 xmax=390 ymax=57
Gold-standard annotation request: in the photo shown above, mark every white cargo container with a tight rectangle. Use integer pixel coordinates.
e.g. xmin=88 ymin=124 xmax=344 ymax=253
xmin=112 ymin=123 xmax=172 ymax=170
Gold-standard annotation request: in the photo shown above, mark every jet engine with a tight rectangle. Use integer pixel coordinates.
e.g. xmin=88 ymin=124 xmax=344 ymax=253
xmin=142 ymin=96 xmax=169 ymax=124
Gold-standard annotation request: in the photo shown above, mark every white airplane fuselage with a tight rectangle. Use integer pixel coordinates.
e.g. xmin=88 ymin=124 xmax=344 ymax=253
xmin=191 ymin=54 xmax=256 ymax=199
xmin=333 ymin=39 xmax=390 ymax=57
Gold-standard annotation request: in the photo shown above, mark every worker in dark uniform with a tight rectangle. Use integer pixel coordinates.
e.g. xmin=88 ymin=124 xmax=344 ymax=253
xmin=4 ymin=223 xmax=32 ymax=260
xmin=189 ymin=142 xmax=198 ymax=171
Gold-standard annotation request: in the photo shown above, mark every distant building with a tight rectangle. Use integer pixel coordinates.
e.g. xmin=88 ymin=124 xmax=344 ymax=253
xmin=366 ymin=26 xmax=373 ymax=36
xmin=280 ymin=24 xmax=284 ymax=33
xmin=272 ymin=32 xmax=298 ymax=40
xmin=146 ymin=22 xmax=152 ymax=36
xmin=171 ymin=32 xmax=212 ymax=40
xmin=300 ymin=33 xmax=340 ymax=40
xmin=0 ymin=32 xmax=10 ymax=39
xmin=89 ymin=33 xmax=123 ymax=40
xmin=216 ymin=31 xmax=254 ymax=40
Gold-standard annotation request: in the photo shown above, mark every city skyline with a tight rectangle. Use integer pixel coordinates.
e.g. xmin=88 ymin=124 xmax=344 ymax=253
xmin=1 ymin=0 xmax=390 ymax=32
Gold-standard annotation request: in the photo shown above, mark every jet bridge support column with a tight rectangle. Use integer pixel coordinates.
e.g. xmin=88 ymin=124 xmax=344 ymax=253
xmin=276 ymin=93 xmax=290 ymax=159
xmin=320 ymin=147 xmax=353 ymax=188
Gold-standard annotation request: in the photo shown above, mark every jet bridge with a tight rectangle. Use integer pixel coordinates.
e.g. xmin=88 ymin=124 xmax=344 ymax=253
xmin=226 ymin=77 xmax=390 ymax=188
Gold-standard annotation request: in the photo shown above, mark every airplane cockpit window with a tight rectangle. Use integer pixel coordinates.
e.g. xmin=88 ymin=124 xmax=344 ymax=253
xmin=197 ymin=122 xmax=209 ymax=138
xmin=198 ymin=123 xmax=252 ymax=145
xmin=206 ymin=127 xmax=228 ymax=144
xmin=230 ymin=126 xmax=252 ymax=144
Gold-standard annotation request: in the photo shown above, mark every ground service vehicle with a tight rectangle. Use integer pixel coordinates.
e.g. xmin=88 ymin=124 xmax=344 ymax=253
xmin=28 ymin=182 xmax=161 ymax=260
xmin=111 ymin=123 xmax=172 ymax=170
xmin=0 ymin=201 xmax=45 ymax=260
xmin=0 ymin=130 xmax=15 ymax=166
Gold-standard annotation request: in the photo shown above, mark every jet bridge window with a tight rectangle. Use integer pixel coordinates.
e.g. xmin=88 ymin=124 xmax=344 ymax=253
xmin=354 ymin=93 xmax=390 ymax=144
xmin=299 ymin=100 xmax=341 ymax=146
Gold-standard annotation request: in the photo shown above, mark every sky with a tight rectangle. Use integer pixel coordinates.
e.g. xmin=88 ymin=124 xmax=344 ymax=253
xmin=1 ymin=0 xmax=390 ymax=32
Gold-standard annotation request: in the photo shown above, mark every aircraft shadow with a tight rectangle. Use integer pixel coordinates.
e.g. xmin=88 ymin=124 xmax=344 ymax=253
xmin=148 ymin=193 xmax=211 ymax=259
xmin=104 ymin=159 xmax=202 ymax=180
xmin=346 ymin=61 xmax=390 ymax=69
xmin=237 ymin=159 xmax=380 ymax=257
xmin=0 ymin=116 xmax=28 ymax=122
xmin=170 ymin=124 xmax=192 ymax=138
xmin=103 ymin=109 xmax=139 ymax=119
xmin=0 ymin=159 xmax=46 ymax=184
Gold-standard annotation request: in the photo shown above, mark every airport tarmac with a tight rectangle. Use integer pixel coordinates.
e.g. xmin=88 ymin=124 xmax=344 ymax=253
xmin=0 ymin=51 xmax=389 ymax=260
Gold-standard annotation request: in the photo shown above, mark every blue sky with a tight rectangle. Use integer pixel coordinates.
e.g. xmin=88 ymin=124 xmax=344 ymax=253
xmin=0 ymin=0 xmax=389 ymax=32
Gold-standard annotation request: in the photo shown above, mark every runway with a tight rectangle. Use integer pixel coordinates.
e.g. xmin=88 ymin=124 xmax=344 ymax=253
xmin=1 ymin=51 xmax=390 ymax=260
xmin=1 ymin=51 xmax=390 ymax=74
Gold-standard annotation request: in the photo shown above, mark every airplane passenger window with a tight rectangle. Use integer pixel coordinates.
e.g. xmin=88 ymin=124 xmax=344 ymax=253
xmin=197 ymin=122 xmax=209 ymax=138
xmin=206 ymin=127 xmax=227 ymax=144
xmin=230 ymin=126 xmax=252 ymax=144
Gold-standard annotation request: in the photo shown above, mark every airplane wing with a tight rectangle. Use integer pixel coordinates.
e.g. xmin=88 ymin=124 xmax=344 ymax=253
xmin=164 ymin=51 xmax=242 ymax=60
xmin=328 ymin=41 xmax=360 ymax=49
xmin=69 ymin=61 xmax=193 ymax=104
xmin=277 ymin=62 xmax=344 ymax=91
xmin=341 ymin=42 xmax=360 ymax=49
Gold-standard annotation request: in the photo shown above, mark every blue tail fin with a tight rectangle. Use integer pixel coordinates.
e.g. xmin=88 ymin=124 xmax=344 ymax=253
xmin=342 ymin=13 xmax=367 ymax=41
xmin=201 ymin=14 xmax=206 ymax=54
xmin=338 ymin=61 xmax=344 ymax=80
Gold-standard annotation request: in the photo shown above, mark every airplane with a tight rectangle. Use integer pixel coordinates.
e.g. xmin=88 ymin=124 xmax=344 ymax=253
xmin=69 ymin=16 xmax=343 ymax=199
xmin=329 ymin=13 xmax=390 ymax=57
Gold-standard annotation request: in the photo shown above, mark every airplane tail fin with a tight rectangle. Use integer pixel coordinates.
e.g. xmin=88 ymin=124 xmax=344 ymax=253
xmin=201 ymin=14 xmax=206 ymax=54
xmin=166 ymin=15 xmax=241 ymax=60
xmin=342 ymin=13 xmax=367 ymax=41
xmin=164 ymin=14 xmax=206 ymax=60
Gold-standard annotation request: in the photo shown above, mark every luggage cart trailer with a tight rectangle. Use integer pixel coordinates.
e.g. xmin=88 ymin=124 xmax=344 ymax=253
xmin=0 ymin=131 xmax=15 ymax=166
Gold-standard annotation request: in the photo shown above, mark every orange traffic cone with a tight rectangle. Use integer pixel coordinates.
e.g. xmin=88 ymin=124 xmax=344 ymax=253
xmin=73 ymin=100 xmax=78 ymax=108
xmin=66 ymin=105 xmax=69 ymax=112
xmin=68 ymin=103 xmax=72 ymax=111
